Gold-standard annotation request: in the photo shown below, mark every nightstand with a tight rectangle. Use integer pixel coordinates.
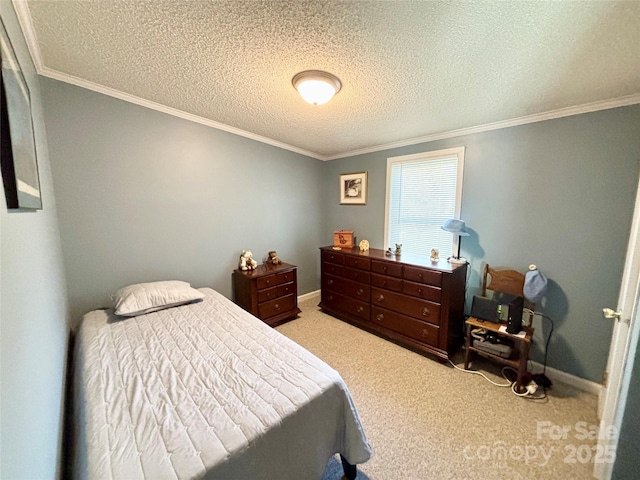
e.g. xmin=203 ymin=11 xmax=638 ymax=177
xmin=233 ymin=262 xmax=301 ymax=327
xmin=463 ymin=316 xmax=534 ymax=391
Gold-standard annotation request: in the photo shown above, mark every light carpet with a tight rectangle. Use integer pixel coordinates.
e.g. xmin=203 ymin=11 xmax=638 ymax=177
xmin=278 ymin=296 xmax=599 ymax=480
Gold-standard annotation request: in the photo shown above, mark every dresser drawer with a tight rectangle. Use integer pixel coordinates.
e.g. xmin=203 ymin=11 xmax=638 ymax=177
xmin=322 ymin=250 xmax=344 ymax=265
xmin=371 ymin=260 xmax=403 ymax=278
xmin=259 ymin=294 xmax=296 ymax=319
xmin=321 ymin=291 xmax=370 ymax=322
xmin=371 ymin=287 xmax=441 ymax=325
xmin=344 ymin=256 xmax=371 ymax=271
xmin=257 ymin=270 xmax=295 ymax=290
xmin=322 ymin=262 xmax=344 ymax=277
xmin=323 ymin=274 xmax=370 ymax=302
xmin=371 ymin=306 xmax=439 ymax=347
xmin=371 ymin=273 xmax=403 ymax=293
xmin=403 ymin=266 xmax=442 ymax=287
xmin=257 ymin=282 xmax=295 ymax=303
xmin=402 ymin=280 xmax=441 ymax=302
xmin=342 ymin=266 xmax=370 ymax=283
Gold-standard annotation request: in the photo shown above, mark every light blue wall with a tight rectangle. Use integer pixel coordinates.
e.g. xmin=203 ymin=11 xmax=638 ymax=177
xmin=0 ymin=3 xmax=70 ymax=479
xmin=323 ymin=106 xmax=640 ymax=383
xmin=40 ymin=78 xmax=325 ymax=323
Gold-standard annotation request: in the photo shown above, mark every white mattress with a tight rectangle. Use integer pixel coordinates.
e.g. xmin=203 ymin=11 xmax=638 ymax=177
xmin=72 ymin=288 xmax=371 ymax=479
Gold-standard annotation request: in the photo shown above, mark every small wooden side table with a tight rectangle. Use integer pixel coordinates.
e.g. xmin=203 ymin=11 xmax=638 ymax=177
xmin=233 ymin=262 xmax=301 ymax=327
xmin=463 ymin=316 xmax=534 ymax=391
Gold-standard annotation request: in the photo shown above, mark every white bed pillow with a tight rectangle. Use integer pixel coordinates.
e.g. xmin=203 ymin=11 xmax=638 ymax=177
xmin=112 ymin=280 xmax=205 ymax=317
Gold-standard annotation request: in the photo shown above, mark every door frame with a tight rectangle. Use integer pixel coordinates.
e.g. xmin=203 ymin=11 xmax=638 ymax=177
xmin=594 ymin=173 xmax=640 ymax=479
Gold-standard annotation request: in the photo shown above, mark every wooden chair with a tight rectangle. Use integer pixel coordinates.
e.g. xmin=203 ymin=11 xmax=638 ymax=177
xmin=482 ymin=264 xmax=535 ymax=326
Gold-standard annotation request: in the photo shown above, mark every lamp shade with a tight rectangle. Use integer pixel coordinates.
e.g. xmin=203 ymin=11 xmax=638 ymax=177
xmin=441 ymin=218 xmax=469 ymax=236
xmin=524 ymin=267 xmax=548 ymax=303
xmin=292 ymin=70 xmax=342 ymax=105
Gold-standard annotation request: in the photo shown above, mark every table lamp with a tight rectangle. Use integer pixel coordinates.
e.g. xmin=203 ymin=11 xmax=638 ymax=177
xmin=441 ymin=218 xmax=469 ymax=264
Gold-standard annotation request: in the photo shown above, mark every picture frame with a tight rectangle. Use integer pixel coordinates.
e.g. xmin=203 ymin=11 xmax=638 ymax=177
xmin=1 ymin=18 xmax=42 ymax=210
xmin=339 ymin=171 xmax=367 ymax=205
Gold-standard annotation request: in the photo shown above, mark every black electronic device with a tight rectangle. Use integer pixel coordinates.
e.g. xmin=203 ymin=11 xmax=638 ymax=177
xmin=473 ymin=339 xmax=513 ymax=358
xmin=506 ymin=295 xmax=524 ymax=334
xmin=470 ymin=295 xmax=499 ymax=323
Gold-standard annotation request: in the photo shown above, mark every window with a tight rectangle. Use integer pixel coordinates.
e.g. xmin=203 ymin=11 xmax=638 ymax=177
xmin=384 ymin=147 xmax=465 ymax=258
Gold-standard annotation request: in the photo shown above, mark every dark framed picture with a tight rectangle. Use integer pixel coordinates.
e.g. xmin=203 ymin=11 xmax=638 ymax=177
xmin=1 ymin=18 xmax=42 ymax=210
xmin=339 ymin=171 xmax=367 ymax=205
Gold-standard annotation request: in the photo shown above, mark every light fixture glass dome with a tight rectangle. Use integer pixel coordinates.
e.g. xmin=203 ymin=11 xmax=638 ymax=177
xmin=292 ymin=70 xmax=342 ymax=105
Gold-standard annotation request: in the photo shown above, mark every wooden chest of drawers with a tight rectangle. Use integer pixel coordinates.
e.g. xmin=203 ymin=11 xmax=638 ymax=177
xmin=319 ymin=246 xmax=467 ymax=361
xmin=233 ymin=262 xmax=301 ymax=327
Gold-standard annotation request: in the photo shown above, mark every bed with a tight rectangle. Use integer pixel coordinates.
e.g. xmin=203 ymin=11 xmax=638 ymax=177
xmin=71 ymin=285 xmax=372 ymax=479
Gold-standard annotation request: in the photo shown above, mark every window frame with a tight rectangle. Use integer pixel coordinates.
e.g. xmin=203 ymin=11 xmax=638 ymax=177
xmin=383 ymin=146 xmax=466 ymax=256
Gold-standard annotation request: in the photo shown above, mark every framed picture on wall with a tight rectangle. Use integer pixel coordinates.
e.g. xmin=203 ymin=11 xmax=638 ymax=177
xmin=1 ymin=18 xmax=42 ymax=210
xmin=339 ymin=171 xmax=367 ymax=205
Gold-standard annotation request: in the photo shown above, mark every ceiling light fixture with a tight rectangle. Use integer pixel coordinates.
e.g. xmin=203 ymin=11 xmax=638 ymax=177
xmin=292 ymin=70 xmax=342 ymax=105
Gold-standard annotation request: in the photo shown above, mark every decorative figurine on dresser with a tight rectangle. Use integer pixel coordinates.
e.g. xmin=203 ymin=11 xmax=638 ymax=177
xmin=319 ymin=246 xmax=467 ymax=361
xmin=233 ymin=251 xmax=301 ymax=327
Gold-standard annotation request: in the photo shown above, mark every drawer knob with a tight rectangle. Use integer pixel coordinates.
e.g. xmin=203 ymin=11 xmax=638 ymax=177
xmin=383 ymin=266 xmax=388 ymax=272
xmin=376 ymin=314 xmax=384 ymax=322
xmin=421 ymin=329 xmax=429 ymax=338
xmin=354 ymin=273 xmax=359 ymax=279
xmin=328 ymin=279 xmax=334 ymax=286
xmin=357 ymin=288 xmax=364 ymax=296
xmin=275 ymin=303 xmax=280 ymax=310
xmin=418 ymin=288 xmax=423 ymax=294
xmin=377 ymin=294 xmax=385 ymax=302
xmin=328 ymin=295 xmax=334 ymax=301
xmin=356 ymin=306 xmax=364 ymax=313
xmin=419 ymin=273 xmax=423 ymax=279
xmin=422 ymin=307 xmax=430 ymax=317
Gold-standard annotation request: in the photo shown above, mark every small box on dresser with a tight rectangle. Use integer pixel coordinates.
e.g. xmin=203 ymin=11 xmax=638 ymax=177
xmin=319 ymin=246 xmax=467 ymax=361
xmin=233 ymin=262 xmax=301 ymax=327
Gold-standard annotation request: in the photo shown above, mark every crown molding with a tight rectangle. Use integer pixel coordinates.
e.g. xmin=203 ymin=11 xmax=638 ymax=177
xmin=13 ymin=0 xmax=640 ymax=163
xmin=324 ymin=93 xmax=640 ymax=161
xmin=40 ymin=66 xmax=323 ymax=159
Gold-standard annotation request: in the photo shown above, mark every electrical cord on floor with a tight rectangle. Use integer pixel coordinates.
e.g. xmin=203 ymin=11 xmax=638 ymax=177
xmin=449 ymin=361 xmax=550 ymax=399
xmin=448 ymin=359 xmax=512 ymax=387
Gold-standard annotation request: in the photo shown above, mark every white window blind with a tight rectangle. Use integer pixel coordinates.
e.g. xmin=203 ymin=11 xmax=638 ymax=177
xmin=385 ymin=147 xmax=465 ymax=258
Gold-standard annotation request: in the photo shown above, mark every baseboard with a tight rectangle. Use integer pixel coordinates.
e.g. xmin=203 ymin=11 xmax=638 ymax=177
xmin=530 ymin=361 xmax=603 ymax=396
xmin=298 ymin=290 xmax=321 ymax=303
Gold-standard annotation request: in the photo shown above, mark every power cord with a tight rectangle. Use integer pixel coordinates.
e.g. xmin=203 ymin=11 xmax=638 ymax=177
xmin=524 ymin=309 xmax=555 ymax=390
xmin=450 ymin=360 xmax=547 ymax=399
xmin=534 ymin=312 xmax=554 ymax=378
xmin=448 ymin=359 xmax=511 ymax=388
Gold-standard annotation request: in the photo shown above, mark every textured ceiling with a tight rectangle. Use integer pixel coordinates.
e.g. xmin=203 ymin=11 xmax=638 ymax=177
xmin=15 ymin=0 xmax=640 ymax=160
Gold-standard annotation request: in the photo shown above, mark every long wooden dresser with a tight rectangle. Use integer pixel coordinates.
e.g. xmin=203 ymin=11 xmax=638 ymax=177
xmin=319 ymin=246 xmax=467 ymax=361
